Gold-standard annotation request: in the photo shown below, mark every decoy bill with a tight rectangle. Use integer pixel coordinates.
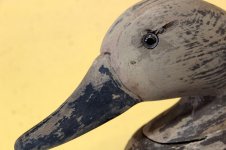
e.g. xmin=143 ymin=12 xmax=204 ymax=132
xmin=15 ymin=0 xmax=226 ymax=149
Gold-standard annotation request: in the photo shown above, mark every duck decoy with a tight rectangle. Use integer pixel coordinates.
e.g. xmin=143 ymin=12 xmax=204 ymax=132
xmin=15 ymin=0 xmax=226 ymax=149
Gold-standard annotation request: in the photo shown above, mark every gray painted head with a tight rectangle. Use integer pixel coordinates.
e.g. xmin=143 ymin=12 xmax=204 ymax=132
xmin=102 ymin=0 xmax=226 ymax=100
xmin=15 ymin=0 xmax=226 ymax=149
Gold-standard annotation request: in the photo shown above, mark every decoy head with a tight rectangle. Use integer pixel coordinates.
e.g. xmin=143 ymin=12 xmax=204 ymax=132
xmin=15 ymin=0 xmax=226 ymax=149
xmin=101 ymin=0 xmax=226 ymax=100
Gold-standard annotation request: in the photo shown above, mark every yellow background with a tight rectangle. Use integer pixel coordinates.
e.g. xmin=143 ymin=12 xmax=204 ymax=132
xmin=0 ymin=0 xmax=224 ymax=149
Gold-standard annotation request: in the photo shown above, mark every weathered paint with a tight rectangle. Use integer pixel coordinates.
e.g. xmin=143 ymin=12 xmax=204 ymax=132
xmin=15 ymin=0 xmax=226 ymax=149
xmin=126 ymin=96 xmax=226 ymax=150
xmin=101 ymin=0 xmax=226 ymax=100
xmin=126 ymin=127 xmax=226 ymax=150
xmin=101 ymin=0 xmax=226 ymax=149
xmin=15 ymin=56 xmax=140 ymax=150
xmin=143 ymin=96 xmax=226 ymax=143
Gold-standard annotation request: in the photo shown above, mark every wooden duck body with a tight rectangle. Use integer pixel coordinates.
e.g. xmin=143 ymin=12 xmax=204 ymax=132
xmin=126 ymin=95 xmax=226 ymax=150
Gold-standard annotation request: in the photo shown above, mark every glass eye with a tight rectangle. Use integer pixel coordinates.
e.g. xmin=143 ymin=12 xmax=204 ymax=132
xmin=142 ymin=32 xmax=159 ymax=49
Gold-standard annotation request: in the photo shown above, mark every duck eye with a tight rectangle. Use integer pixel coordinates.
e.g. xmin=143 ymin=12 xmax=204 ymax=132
xmin=142 ymin=32 xmax=159 ymax=49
